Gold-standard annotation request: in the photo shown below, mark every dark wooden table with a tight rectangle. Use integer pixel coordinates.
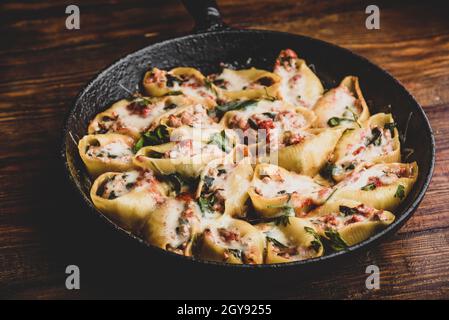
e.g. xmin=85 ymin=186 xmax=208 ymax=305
xmin=1 ymin=0 xmax=448 ymax=299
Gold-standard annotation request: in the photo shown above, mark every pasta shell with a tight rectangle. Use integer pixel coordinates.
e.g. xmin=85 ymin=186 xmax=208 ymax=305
xmin=274 ymin=127 xmax=344 ymax=176
xmin=90 ymin=170 xmax=169 ymax=233
xmin=312 ymin=76 xmax=370 ymax=128
xmin=133 ymin=140 xmax=229 ymax=178
xmin=143 ymin=67 xmax=217 ymax=108
xmin=195 ymin=215 xmax=265 ymax=264
xmin=333 ymin=162 xmax=418 ymax=211
xmin=211 ymin=68 xmax=281 ymax=101
xmin=78 ymin=133 xmax=135 ymax=177
xmin=273 ymin=49 xmax=324 ymax=109
xmin=260 ymin=217 xmax=324 ymax=264
xmin=141 ymin=197 xmax=202 ymax=256
xmin=330 ymin=113 xmax=401 ymax=182
xmin=307 ymin=199 xmax=395 ymax=246
xmin=196 ymin=147 xmax=254 ymax=218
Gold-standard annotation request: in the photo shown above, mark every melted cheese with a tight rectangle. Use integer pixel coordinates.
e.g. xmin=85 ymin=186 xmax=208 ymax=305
xmin=215 ymin=69 xmax=250 ymax=91
xmin=253 ymin=166 xmax=322 ymax=199
xmin=86 ymin=141 xmax=133 ymax=162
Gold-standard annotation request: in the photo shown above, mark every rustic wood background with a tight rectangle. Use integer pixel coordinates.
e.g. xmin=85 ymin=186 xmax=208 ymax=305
xmin=1 ymin=0 xmax=448 ymax=299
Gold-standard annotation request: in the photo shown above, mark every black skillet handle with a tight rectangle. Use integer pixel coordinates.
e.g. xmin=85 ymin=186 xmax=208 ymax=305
xmin=181 ymin=0 xmax=230 ymax=33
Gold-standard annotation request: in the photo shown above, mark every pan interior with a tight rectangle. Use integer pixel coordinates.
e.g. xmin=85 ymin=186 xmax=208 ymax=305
xmin=63 ymin=29 xmax=434 ymax=266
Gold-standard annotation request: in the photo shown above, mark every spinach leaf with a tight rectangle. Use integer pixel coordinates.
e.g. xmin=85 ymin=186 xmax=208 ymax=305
xmin=215 ymin=99 xmax=257 ymax=117
xmin=394 ymin=184 xmax=405 ymax=200
xmin=166 ymin=173 xmax=184 ymax=194
xmin=339 ymin=205 xmax=358 ymax=216
xmin=247 ymin=118 xmax=259 ymax=130
xmin=304 ymin=226 xmax=323 ymax=252
xmin=327 ymin=117 xmax=356 ymax=127
xmin=203 ymin=175 xmax=215 ymax=191
xmin=266 ymin=236 xmax=288 ymax=248
xmin=133 ymin=137 xmax=145 ymax=153
xmin=208 ymin=130 xmax=233 ymax=152
xmin=366 ymin=127 xmax=382 ymax=146
xmin=320 ymin=162 xmax=337 ymax=181
xmin=361 ymin=183 xmax=377 ymax=191
xmin=198 ymin=194 xmax=216 ymax=216
xmin=324 ymin=228 xmax=348 ymax=251
xmin=227 ymin=248 xmax=243 ymax=260
xmin=274 ymin=214 xmax=291 ymax=227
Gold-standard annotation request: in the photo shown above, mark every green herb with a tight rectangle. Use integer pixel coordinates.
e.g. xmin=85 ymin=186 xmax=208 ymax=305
xmin=133 ymin=125 xmax=170 ymax=153
xmin=248 ymin=118 xmax=259 ymax=130
xmin=304 ymin=226 xmax=323 ymax=252
xmin=145 ymin=125 xmax=170 ymax=145
xmin=164 ymin=103 xmax=178 ymax=110
xmin=108 ymin=191 xmax=117 ymax=200
xmin=361 ymin=183 xmax=377 ymax=191
xmin=325 ymin=228 xmax=348 ymax=251
xmin=133 ymin=137 xmax=145 ymax=153
xmin=125 ymin=182 xmax=135 ymax=190
xmin=262 ymin=112 xmax=277 ymax=119
xmin=395 ymin=184 xmax=405 ymax=200
xmin=345 ymin=163 xmax=355 ymax=171
xmin=215 ymin=99 xmax=257 ymax=117
xmin=166 ymin=174 xmax=184 ymax=194
xmin=266 ymin=236 xmax=288 ymax=248
xmin=203 ymin=175 xmax=215 ymax=191
xmin=165 ymin=90 xmax=183 ymax=96
xmin=165 ymin=74 xmax=179 ymax=87
xmin=227 ymin=248 xmax=243 ymax=260
xmin=274 ymin=214 xmax=291 ymax=227
xmin=320 ymin=162 xmax=337 ymax=181
xmin=339 ymin=205 xmax=358 ymax=216
xmin=198 ymin=195 xmax=216 ymax=216
xmin=384 ymin=122 xmax=396 ymax=138
xmin=327 ymin=117 xmax=356 ymax=127
xmin=147 ymin=150 xmax=164 ymax=158
xmin=344 ymin=106 xmax=359 ymax=121
xmin=208 ymin=130 xmax=233 ymax=152
xmin=366 ymin=127 xmax=382 ymax=146
xmin=204 ymin=79 xmax=218 ymax=97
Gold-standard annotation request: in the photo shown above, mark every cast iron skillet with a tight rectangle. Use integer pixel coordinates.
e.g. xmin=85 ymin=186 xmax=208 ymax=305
xmin=62 ymin=0 xmax=435 ymax=280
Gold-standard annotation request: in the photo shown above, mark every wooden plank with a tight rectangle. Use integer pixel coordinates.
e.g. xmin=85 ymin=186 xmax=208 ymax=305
xmin=0 ymin=0 xmax=448 ymax=299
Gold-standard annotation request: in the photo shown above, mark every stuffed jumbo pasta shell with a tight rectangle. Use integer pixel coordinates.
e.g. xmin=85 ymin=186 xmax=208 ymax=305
xmin=143 ymin=67 xmax=217 ymax=107
xmin=312 ymin=76 xmax=370 ymax=128
xmin=133 ymin=137 xmax=233 ymax=178
xmin=273 ymin=49 xmax=324 ymax=109
xmin=272 ymin=127 xmax=344 ymax=176
xmin=78 ymin=133 xmax=135 ymax=177
xmin=257 ymin=217 xmax=323 ymax=264
xmin=248 ymin=163 xmax=334 ymax=218
xmin=148 ymin=102 xmax=223 ymax=143
xmin=208 ymin=67 xmax=281 ymax=101
xmin=332 ymin=162 xmax=418 ymax=211
xmin=220 ymin=99 xmax=315 ymax=143
xmin=194 ymin=215 xmax=265 ymax=264
xmin=322 ymin=113 xmax=401 ymax=182
xmin=90 ymin=170 xmax=170 ymax=233
xmin=195 ymin=146 xmax=254 ymax=218
xmin=306 ymin=199 xmax=395 ymax=248
xmin=88 ymin=96 xmax=193 ymax=139
xmin=141 ymin=195 xmax=202 ymax=256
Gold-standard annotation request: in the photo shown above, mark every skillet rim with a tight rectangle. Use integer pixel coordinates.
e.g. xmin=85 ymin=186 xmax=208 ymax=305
xmin=61 ymin=28 xmax=436 ymax=270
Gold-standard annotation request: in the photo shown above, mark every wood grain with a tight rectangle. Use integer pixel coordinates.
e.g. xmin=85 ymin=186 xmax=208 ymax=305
xmin=0 ymin=0 xmax=448 ymax=299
